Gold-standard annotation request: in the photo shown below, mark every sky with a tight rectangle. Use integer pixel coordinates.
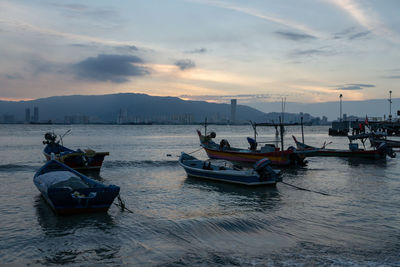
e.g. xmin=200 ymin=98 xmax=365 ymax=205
xmin=1 ymin=0 xmax=400 ymax=108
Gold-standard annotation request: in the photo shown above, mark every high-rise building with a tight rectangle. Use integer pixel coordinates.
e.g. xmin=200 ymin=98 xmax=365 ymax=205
xmin=230 ymin=99 xmax=237 ymax=124
xmin=33 ymin=107 xmax=39 ymax=122
xmin=25 ymin=108 xmax=30 ymax=122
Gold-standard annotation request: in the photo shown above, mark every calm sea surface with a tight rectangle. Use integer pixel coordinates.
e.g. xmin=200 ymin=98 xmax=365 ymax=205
xmin=0 ymin=124 xmax=399 ymax=266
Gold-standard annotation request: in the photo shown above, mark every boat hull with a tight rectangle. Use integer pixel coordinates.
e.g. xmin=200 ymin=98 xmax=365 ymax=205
xmin=182 ymin=165 xmax=276 ymax=186
xmin=43 ymin=143 xmax=109 ymax=172
xmin=202 ymin=146 xmax=303 ymax=166
xmin=179 ymin=153 xmax=279 ymax=186
xmin=300 ymin=149 xmax=386 ymax=159
xmin=293 ymin=136 xmax=388 ymax=159
xmin=34 ymin=160 xmax=119 ymax=215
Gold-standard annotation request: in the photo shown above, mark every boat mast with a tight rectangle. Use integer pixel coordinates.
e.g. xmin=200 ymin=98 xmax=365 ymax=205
xmin=339 ymin=94 xmax=343 ymax=122
xmin=279 ymin=116 xmax=284 ymax=151
xmin=250 ymin=121 xmax=257 ymax=143
xmin=301 ymin=116 xmax=304 ymax=143
xmin=388 ymin=90 xmax=392 ymax=121
xmin=204 ymin=117 xmax=208 ymax=136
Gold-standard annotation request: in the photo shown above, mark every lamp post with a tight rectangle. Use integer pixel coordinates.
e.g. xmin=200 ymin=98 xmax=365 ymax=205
xmin=339 ymin=94 xmax=343 ymax=122
xmin=389 ymin=90 xmax=392 ymax=121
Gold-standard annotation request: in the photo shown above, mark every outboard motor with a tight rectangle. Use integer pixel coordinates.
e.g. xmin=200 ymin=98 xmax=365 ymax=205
xmin=43 ymin=132 xmax=58 ymax=145
xmin=253 ymin=158 xmax=279 ymax=180
xmin=377 ymin=143 xmax=396 ymax=158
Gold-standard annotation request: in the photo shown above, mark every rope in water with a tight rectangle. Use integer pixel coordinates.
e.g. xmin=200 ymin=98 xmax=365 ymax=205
xmin=280 ymin=181 xmax=332 ymax=196
xmin=115 ymin=194 xmax=134 ymax=213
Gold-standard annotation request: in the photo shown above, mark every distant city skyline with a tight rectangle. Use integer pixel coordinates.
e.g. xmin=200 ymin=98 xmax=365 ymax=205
xmin=0 ymin=0 xmax=399 ymax=104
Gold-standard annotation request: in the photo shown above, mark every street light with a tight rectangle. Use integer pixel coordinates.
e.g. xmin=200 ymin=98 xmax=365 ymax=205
xmin=339 ymin=94 xmax=343 ymax=122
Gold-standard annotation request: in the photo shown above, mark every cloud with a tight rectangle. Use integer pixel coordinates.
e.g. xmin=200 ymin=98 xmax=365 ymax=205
xmin=175 ymin=59 xmax=196 ymax=70
xmin=384 ymin=75 xmax=400 ymax=79
xmin=2 ymin=73 xmax=23 ymax=80
xmin=336 ymin=83 xmax=375 ymax=90
xmin=333 ymin=27 xmax=370 ymax=40
xmin=274 ymin=31 xmax=316 ymax=41
xmin=186 ymin=48 xmax=207 ymax=54
xmin=187 ymin=0 xmax=325 ymax=38
xmin=179 ymin=93 xmax=289 ymax=102
xmin=348 ymin=30 xmax=370 ymax=40
xmin=291 ymin=48 xmax=333 ymax=57
xmin=328 ymin=0 xmax=396 ymax=42
xmin=51 ymin=3 xmax=119 ymax=20
xmin=72 ymin=54 xmax=149 ymax=83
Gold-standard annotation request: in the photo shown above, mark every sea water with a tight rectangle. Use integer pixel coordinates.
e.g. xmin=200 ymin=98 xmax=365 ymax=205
xmin=0 ymin=124 xmax=399 ymax=266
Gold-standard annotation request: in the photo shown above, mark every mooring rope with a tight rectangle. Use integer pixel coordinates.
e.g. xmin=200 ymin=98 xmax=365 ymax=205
xmin=280 ymin=181 xmax=332 ymax=196
xmin=187 ymin=147 xmax=203 ymax=155
xmin=166 ymin=147 xmax=203 ymax=158
xmin=115 ymin=194 xmax=134 ymax=213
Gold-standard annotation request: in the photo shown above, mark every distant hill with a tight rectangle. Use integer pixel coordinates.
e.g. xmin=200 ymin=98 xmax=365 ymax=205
xmin=0 ymin=93 xmax=274 ymax=123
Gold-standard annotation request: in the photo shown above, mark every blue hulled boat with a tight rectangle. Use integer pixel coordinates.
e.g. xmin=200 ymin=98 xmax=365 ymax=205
xmin=179 ymin=152 xmax=281 ymax=186
xmin=34 ymin=159 xmax=120 ymax=215
xmin=43 ymin=132 xmax=109 ymax=172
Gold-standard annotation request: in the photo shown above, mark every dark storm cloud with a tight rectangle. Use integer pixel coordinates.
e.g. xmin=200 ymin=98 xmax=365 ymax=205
xmin=175 ymin=59 xmax=196 ymax=70
xmin=72 ymin=54 xmax=149 ymax=83
xmin=336 ymin=83 xmax=375 ymax=90
xmin=186 ymin=48 xmax=207 ymax=54
xmin=274 ymin=31 xmax=316 ymax=41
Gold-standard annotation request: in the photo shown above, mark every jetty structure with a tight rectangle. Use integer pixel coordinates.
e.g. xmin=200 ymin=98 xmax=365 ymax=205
xmin=329 ymin=91 xmax=400 ymax=136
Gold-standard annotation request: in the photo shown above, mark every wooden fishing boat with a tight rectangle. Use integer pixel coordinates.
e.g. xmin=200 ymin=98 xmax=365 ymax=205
xmin=197 ymin=130 xmax=307 ymax=166
xmin=179 ymin=152 xmax=281 ymax=186
xmin=367 ymin=133 xmax=400 ymax=149
xmin=34 ymin=159 xmax=120 ymax=215
xmin=43 ymin=132 xmax=109 ymax=172
xmin=292 ymin=136 xmax=395 ymax=159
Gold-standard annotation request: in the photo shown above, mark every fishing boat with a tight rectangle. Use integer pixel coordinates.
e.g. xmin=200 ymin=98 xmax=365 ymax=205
xmin=292 ymin=135 xmax=395 ymax=159
xmin=179 ymin=152 xmax=281 ymax=186
xmin=367 ymin=133 xmax=400 ymax=149
xmin=34 ymin=158 xmax=120 ymax=215
xmin=43 ymin=132 xmax=109 ymax=172
xmin=197 ymin=126 xmax=307 ymax=166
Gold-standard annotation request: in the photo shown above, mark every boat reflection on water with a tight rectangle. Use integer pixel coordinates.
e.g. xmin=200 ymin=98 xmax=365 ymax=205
xmin=34 ymin=195 xmax=116 ymax=234
xmin=182 ymin=177 xmax=282 ymax=212
xmin=33 ymin=195 xmax=121 ymax=265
